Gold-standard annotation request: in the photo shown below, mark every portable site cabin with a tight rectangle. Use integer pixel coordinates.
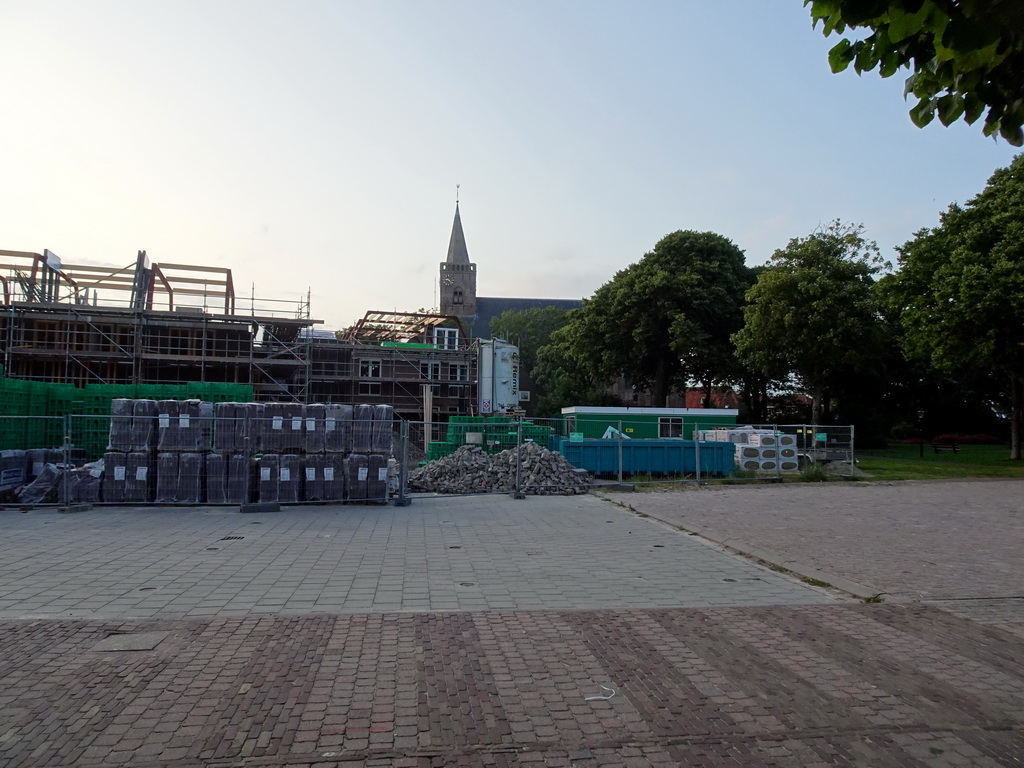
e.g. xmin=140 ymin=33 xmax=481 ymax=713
xmin=560 ymin=406 xmax=738 ymax=440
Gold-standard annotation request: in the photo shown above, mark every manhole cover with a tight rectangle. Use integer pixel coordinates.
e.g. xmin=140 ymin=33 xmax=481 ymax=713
xmin=93 ymin=631 xmax=169 ymax=652
xmin=722 ymin=578 xmax=737 ymax=582
xmin=206 ymin=547 xmax=220 ymax=551
xmin=459 ymin=582 xmax=476 ymax=587
xmin=449 ymin=545 xmax=461 ymax=549
xmin=220 ymin=536 xmax=245 ymax=541
xmin=653 ymin=545 xmax=664 ymax=548
xmin=138 ymin=587 xmax=157 ymax=592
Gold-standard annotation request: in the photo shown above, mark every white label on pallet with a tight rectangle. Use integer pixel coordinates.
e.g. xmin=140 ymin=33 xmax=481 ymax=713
xmin=323 ymin=467 xmax=334 ymax=481
xmin=280 ymin=468 xmax=291 ymax=481
xmin=357 ymin=467 xmax=368 ymax=481
xmin=136 ymin=467 xmax=148 ymax=481
xmin=292 ymin=417 xmax=302 ymax=430
xmin=179 ymin=414 xmax=190 ymax=428
xmin=378 ymin=468 xmax=388 ymax=481
xmin=305 ymin=467 xmax=316 ymax=481
xmin=325 ymin=418 xmax=336 ymax=432
xmin=260 ymin=467 xmax=271 ymax=481
xmin=114 ymin=466 xmax=126 ymax=481
xmin=159 ymin=414 xmax=170 ymax=429
xmin=272 ymin=416 xmax=283 ymax=430
xmin=306 ymin=418 xmax=316 ymax=431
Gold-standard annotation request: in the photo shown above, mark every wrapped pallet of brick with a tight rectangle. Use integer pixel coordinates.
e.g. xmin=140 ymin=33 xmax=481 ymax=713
xmin=206 ymin=453 xmax=227 ymax=504
xmin=304 ymin=403 xmax=326 ymax=454
xmin=197 ymin=401 xmax=214 ymax=452
xmin=108 ymin=398 xmax=133 ymax=452
xmin=366 ymin=453 xmax=388 ymax=503
xmin=176 ymin=400 xmax=204 ymax=452
xmin=324 ymin=403 xmax=353 ymax=453
xmin=370 ymin=405 xmax=394 ymax=454
xmin=239 ymin=402 xmax=263 ymax=454
xmin=230 ymin=455 xmax=251 ymax=504
xmin=125 ymin=452 xmax=154 ymax=503
xmin=279 ymin=454 xmax=301 ymax=503
xmin=258 ymin=453 xmax=279 ymax=503
xmin=346 ymin=453 xmax=368 ymax=502
xmin=213 ymin=403 xmax=240 ymax=454
xmin=155 ymin=453 xmax=179 ymax=503
xmin=102 ymin=452 xmax=128 ymax=503
xmin=324 ymin=454 xmax=345 ymax=501
xmin=260 ymin=403 xmax=286 ymax=453
xmin=303 ymin=455 xmax=325 ymax=501
xmin=131 ymin=399 xmax=158 ymax=452
xmin=178 ymin=452 xmax=203 ymax=503
xmin=275 ymin=403 xmax=305 ymax=453
xmin=352 ymin=405 xmax=374 ymax=454
xmin=156 ymin=400 xmax=181 ymax=451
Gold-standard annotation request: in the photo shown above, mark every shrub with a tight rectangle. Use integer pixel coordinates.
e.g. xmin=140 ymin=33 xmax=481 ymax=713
xmin=799 ymin=462 xmax=830 ymax=482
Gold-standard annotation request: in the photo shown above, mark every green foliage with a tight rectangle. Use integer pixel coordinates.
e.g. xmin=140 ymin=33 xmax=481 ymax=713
xmin=882 ymin=154 xmax=1024 ymax=457
xmin=556 ymin=231 xmax=750 ymax=407
xmin=806 ymin=0 xmax=1024 ymax=145
xmin=799 ymin=462 xmax=830 ymax=482
xmin=490 ymin=306 xmax=570 ymax=382
xmin=733 ymin=221 xmax=886 ymax=424
xmin=532 ymin=327 xmax=622 ymax=416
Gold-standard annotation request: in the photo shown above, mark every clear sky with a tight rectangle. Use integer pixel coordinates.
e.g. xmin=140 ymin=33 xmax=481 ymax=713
xmin=1 ymin=1 xmax=1019 ymax=330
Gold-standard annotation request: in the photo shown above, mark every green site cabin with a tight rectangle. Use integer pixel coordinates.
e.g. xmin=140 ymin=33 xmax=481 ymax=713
xmin=560 ymin=406 xmax=738 ymax=440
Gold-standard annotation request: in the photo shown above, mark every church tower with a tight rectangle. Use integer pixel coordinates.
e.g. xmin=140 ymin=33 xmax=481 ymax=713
xmin=439 ymin=202 xmax=477 ymax=318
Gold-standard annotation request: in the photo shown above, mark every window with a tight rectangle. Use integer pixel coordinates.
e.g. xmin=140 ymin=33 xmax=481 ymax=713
xmin=420 ymin=361 xmax=441 ymax=380
xmin=358 ymin=381 xmax=381 ymax=395
xmin=434 ymin=327 xmax=459 ymax=350
xmin=452 ymin=288 xmax=463 ymax=305
xmin=447 ymin=384 xmax=468 ymax=397
xmin=449 ymin=363 xmax=469 ymax=381
xmin=359 ymin=359 xmax=381 ymax=378
xmin=659 ymin=417 xmax=684 ymax=438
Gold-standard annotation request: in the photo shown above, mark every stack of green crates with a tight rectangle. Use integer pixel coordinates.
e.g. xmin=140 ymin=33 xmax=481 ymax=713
xmin=424 ymin=415 xmax=554 ymax=461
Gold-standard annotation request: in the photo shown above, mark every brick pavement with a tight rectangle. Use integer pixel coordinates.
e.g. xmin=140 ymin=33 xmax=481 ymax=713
xmin=0 ymin=605 xmax=1021 ymax=767
xmin=616 ymin=479 xmax=1024 ymax=601
xmin=0 ymin=494 xmax=829 ymax=619
xmin=1 ymin=486 xmax=1022 ymax=766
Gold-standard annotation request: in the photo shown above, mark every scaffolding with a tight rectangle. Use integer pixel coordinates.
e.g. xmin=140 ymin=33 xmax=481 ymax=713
xmin=0 ymin=251 xmax=480 ymax=415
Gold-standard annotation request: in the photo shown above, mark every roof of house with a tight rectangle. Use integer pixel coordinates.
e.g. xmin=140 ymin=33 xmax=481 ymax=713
xmin=471 ymin=296 xmax=583 ymax=339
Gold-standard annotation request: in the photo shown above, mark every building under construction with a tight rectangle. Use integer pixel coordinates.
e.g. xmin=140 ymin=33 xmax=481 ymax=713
xmin=0 ymin=249 xmax=478 ymax=422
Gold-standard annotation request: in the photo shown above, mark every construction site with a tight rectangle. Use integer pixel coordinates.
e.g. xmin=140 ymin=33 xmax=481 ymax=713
xmin=0 ymin=248 xmax=479 ymax=423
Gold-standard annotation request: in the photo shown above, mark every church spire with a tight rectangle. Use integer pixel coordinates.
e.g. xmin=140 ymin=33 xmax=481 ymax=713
xmin=445 ymin=201 xmax=471 ymax=265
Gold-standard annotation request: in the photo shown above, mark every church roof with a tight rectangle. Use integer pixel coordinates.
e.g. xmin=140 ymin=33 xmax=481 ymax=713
xmin=445 ymin=203 xmax=472 ymax=265
xmin=472 ymin=296 xmax=583 ymax=339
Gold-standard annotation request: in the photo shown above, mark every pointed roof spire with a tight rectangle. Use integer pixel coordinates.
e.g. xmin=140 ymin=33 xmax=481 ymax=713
xmin=445 ymin=192 xmax=471 ymax=265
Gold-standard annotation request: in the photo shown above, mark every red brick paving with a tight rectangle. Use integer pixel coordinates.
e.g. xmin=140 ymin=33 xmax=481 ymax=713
xmin=1 ymin=604 xmax=1022 ymax=767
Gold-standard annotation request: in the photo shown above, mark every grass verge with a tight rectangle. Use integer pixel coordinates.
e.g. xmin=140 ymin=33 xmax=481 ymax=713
xmin=857 ymin=443 xmax=1024 ymax=481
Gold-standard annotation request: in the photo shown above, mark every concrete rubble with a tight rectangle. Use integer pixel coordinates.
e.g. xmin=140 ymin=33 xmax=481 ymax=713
xmin=408 ymin=442 xmax=591 ymax=495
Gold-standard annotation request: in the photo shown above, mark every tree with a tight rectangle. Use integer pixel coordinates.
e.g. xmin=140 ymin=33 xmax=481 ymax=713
xmin=733 ymin=221 xmax=886 ymax=425
xmin=532 ymin=326 xmax=623 ymax=416
xmin=806 ymin=0 xmax=1024 ymax=145
xmin=558 ymin=231 xmax=750 ymax=407
xmin=489 ymin=306 xmax=572 ymax=415
xmin=880 ymin=153 xmax=1024 ymax=458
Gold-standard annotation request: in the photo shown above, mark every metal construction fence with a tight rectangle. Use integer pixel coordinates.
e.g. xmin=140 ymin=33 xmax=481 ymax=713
xmin=0 ymin=412 xmax=856 ymax=508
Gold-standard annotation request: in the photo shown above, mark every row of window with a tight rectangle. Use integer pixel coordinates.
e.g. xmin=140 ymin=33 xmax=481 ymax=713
xmin=358 ymin=359 xmax=469 ymax=381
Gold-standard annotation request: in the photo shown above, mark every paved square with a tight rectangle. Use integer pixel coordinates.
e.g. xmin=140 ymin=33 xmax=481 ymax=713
xmin=0 ymin=493 xmax=831 ymax=620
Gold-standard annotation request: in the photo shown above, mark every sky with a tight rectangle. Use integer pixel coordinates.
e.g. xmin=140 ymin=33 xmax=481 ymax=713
xmin=1 ymin=1 xmax=1019 ymax=331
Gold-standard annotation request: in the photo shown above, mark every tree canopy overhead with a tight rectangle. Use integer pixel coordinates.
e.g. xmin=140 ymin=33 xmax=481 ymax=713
xmin=806 ymin=0 xmax=1024 ymax=145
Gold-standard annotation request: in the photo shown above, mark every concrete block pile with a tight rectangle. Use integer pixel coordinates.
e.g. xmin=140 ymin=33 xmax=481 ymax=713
xmin=408 ymin=442 xmax=591 ymax=495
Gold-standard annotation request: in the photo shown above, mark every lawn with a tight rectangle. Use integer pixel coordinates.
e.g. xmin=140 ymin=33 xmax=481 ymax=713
xmin=856 ymin=442 xmax=1024 ymax=481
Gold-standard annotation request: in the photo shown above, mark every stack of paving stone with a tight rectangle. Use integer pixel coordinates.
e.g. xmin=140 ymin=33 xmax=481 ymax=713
xmin=408 ymin=442 xmax=591 ymax=495
xmin=99 ymin=399 xmax=395 ymax=505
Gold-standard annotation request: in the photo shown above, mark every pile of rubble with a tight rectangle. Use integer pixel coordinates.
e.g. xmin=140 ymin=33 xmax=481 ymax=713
xmin=408 ymin=442 xmax=592 ymax=495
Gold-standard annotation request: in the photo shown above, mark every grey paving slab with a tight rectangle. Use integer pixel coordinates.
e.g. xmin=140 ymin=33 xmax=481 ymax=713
xmin=618 ymin=479 xmax=1024 ymax=601
xmin=0 ymin=494 xmax=830 ymax=619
